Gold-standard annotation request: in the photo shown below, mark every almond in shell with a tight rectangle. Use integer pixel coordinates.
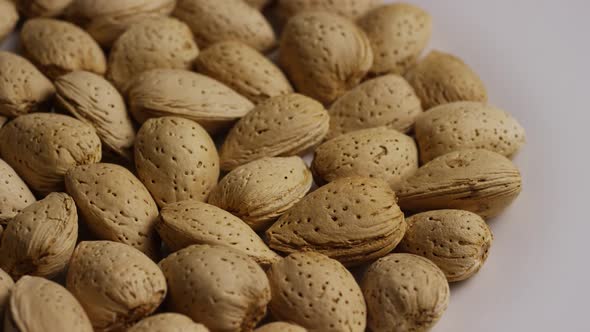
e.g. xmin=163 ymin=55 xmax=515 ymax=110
xmin=244 ymin=0 xmax=271 ymax=10
xmin=0 ymin=268 xmax=14 ymax=323
xmin=128 ymin=313 xmax=209 ymax=332
xmin=276 ymin=0 xmax=381 ymax=24
xmin=0 ymin=158 xmax=36 ymax=225
xmin=0 ymin=1 xmax=18 ymax=42
xmin=17 ymin=0 xmax=73 ymax=17
xmin=254 ymin=322 xmax=307 ymax=332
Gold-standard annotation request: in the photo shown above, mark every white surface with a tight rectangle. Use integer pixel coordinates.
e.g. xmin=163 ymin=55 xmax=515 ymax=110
xmin=2 ymin=1 xmax=589 ymax=331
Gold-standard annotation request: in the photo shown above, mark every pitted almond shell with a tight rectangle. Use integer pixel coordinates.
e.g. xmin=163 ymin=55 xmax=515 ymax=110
xmin=0 ymin=1 xmax=18 ymax=42
xmin=276 ymin=0 xmax=381 ymax=24
xmin=128 ymin=313 xmax=210 ymax=332
xmin=17 ymin=0 xmax=73 ymax=18
xmin=0 ymin=158 xmax=36 ymax=225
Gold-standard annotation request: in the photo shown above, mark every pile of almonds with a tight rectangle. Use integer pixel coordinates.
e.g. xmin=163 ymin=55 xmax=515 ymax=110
xmin=0 ymin=0 xmax=525 ymax=331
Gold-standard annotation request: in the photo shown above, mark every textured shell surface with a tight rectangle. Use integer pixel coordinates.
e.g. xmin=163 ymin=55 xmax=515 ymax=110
xmin=276 ymin=0 xmax=382 ymax=23
xmin=0 ymin=158 xmax=36 ymax=225
xmin=17 ymin=0 xmax=73 ymax=17
xmin=254 ymin=322 xmax=307 ymax=332
xmin=0 ymin=1 xmax=18 ymax=42
xmin=128 ymin=313 xmax=209 ymax=332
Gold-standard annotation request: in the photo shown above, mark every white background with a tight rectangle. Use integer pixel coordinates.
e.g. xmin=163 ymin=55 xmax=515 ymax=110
xmin=2 ymin=0 xmax=589 ymax=331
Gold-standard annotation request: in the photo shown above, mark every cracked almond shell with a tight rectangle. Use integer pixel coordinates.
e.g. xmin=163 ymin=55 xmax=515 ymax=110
xmin=266 ymin=176 xmax=406 ymax=266
xmin=208 ymin=156 xmax=312 ymax=231
xmin=219 ymin=93 xmax=329 ymax=171
xmin=0 ymin=1 xmax=18 ymax=42
xmin=276 ymin=0 xmax=381 ymax=24
xmin=0 ymin=158 xmax=36 ymax=225
xmin=66 ymin=241 xmax=167 ymax=332
xmin=397 ymin=149 xmax=522 ymax=219
xmin=128 ymin=313 xmax=209 ymax=332
xmin=159 ymin=244 xmax=271 ymax=332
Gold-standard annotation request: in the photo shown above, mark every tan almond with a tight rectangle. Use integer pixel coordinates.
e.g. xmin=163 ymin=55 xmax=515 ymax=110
xmin=267 ymin=252 xmax=366 ymax=332
xmin=0 ymin=1 xmax=18 ymax=42
xmin=135 ymin=117 xmax=219 ymax=207
xmin=219 ymin=93 xmax=329 ymax=171
xmin=66 ymin=0 xmax=176 ymax=47
xmin=0 ymin=192 xmax=77 ymax=280
xmin=158 ymin=200 xmax=280 ymax=267
xmin=55 ymin=70 xmax=136 ymax=160
xmin=0 ymin=268 xmax=14 ymax=323
xmin=415 ymin=101 xmax=526 ymax=163
xmin=362 ymin=253 xmax=450 ymax=332
xmin=208 ymin=156 xmax=312 ymax=231
xmin=405 ymin=50 xmax=488 ymax=110
xmin=107 ymin=17 xmax=199 ymax=93
xmin=279 ymin=11 xmax=373 ymax=104
xmin=266 ymin=176 xmax=406 ymax=266
xmin=0 ymin=158 xmax=36 ymax=225
xmin=397 ymin=149 xmax=522 ymax=219
xmin=195 ymin=40 xmax=293 ymax=105
xmin=128 ymin=313 xmax=209 ymax=332
xmin=312 ymin=127 xmax=418 ymax=190
xmin=20 ymin=18 xmax=106 ymax=80
xmin=254 ymin=322 xmax=307 ymax=332
xmin=5 ymin=276 xmax=93 ymax=332
xmin=64 ymin=163 xmax=160 ymax=257
xmin=0 ymin=51 xmax=55 ymax=118
xmin=398 ymin=209 xmax=493 ymax=282
xmin=17 ymin=0 xmax=73 ymax=17
xmin=128 ymin=69 xmax=254 ymax=133
xmin=359 ymin=3 xmax=432 ymax=75
xmin=276 ymin=0 xmax=381 ymax=24
xmin=66 ymin=241 xmax=167 ymax=331
xmin=0 ymin=113 xmax=102 ymax=194
xmin=174 ymin=0 xmax=276 ymax=52
xmin=159 ymin=244 xmax=271 ymax=332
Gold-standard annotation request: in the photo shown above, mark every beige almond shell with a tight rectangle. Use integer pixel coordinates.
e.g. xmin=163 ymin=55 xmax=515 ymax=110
xmin=208 ymin=156 xmax=312 ymax=231
xmin=5 ymin=276 xmax=93 ymax=332
xmin=266 ymin=176 xmax=406 ymax=266
xmin=173 ymin=0 xmax=276 ymax=52
xmin=219 ymin=93 xmax=329 ymax=171
xmin=107 ymin=17 xmax=199 ymax=93
xmin=267 ymin=252 xmax=366 ymax=332
xmin=157 ymin=200 xmax=280 ymax=267
xmin=276 ymin=0 xmax=381 ymax=24
xmin=195 ymin=41 xmax=294 ymax=105
xmin=311 ymin=127 xmax=418 ymax=190
xmin=135 ymin=117 xmax=219 ymax=207
xmin=0 ymin=51 xmax=55 ymax=118
xmin=399 ymin=209 xmax=493 ymax=282
xmin=327 ymin=74 xmax=422 ymax=139
xmin=362 ymin=253 xmax=450 ymax=332
xmin=279 ymin=11 xmax=373 ymax=105
xmin=66 ymin=241 xmax=167 ymax=332
xmin=159 ymin=244 xmax=271 ymax=332
xmin=20 ymin=18 xmax=106 ymax=80
xmin=415 ymin=101 xmax=526 ymax=163
xmin=128 ymin=69 xmax=254 ymax=133
xmin=0 ymin=158 xmax=36 ymax=225
xmin=397 ymin=149 xmax=522 ymax=219
xmin=0 ymin=113 xmax=102 ymax=194
xmin=64 ymin=163 xmax=160 ymax=257
xmin=0 ymin=192 xmax=77 ymax=280
xmin=405 ymin=50 xmax=488 ymax=110
xmin=0 ymin=1 xmax=18 ymax=42
xmin=0 ymin=268 xmax=14 ymax=323
xmin=244 ymin=0 xmax=271 ymax=10
xmin=16 ymin=0 xmax=73 ymax=17
xmin=254 ymin=322 xmax=307 ymax=332
xmin=55 ymin=71 xmax=136 ymax=160
xmin=358 ymin=3 xmax=432 ymax=75
xmin=128 ymin=313 xmax=209 ymax=332
xmin=66 ymin=0 xmax=176 ymax=47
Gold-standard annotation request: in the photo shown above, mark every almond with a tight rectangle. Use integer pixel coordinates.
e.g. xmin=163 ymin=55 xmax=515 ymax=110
xmin=173 ymin=0 xmax=276 ymax=52
xmin=244 ymin=0 xmax=271 ymax=10
xmin=0 ymin=192 xmax=77 ymax=280
xmin=157 ymin=200 xmax=280 ymax=267
xmin=106 ymin=17 xmax=199 ymax=93
xmin=195 ymin=41 xmax=293 ymax=105
xmin=254 ymin=322 xmax=307 ymax=332
xmin=128 ymin=313 xmax=209 ymax=332
xmin=128 ymin=69 xmax=254 ymax=133
xmin=405 ymin=50 xmax=488 ymax=110
xmin=17 ymin=0 xmax=73 ymax=17
xmin=358 ymin=3 xmax=432 ymax=75
xmin=311 ymin=127 xmax=418 ymax=190
xmin=326 ymin=74 xmax=422 ymax=139
xmin=397 ymin=149 xmax=522 ymax=219
xmin=159 ymin=244 xmax=271 ymax=332
xmin=0 ymin=1 xmax=18 ymax=42
xmin=135 ymin=117 xmax=219 ymax=207
xmin=276 ymin=0 xmax=381 ymax=24
xmin=415 ymin=101 xmax=526 ymax=163
xmin=55 ymin=71 xmax=136 ymax=160
xmin=66 ymin=0 xmax=176 ymax=47
xmin=20 ymin=18 xmax=106 ymax=80
xmin=266 ymin=176 xmax=406 ymax=266
xmin=208 ymin=156 xmax=312 ymax=231
xmin=64 ymin=163 xmax=160 ymax=257
xmin=0 ymin=113 xmax=102 ymax=194
xmin=5 ymin=276 xmax=93 ymax=332
xmin=0 ymin=158 xmax=36 ymax=225
xmin=398 ymin=209 xmax=493 ymax=282
xmin=361 ymin=253 xmax=450 ymax=332
xmin=279 ymin=11 xmax=373 ymax=104
xmin=266 ymin=252 xmax=366 ymax=332
xmin=219 ymin=93 xmax=329 ymax=170
xmin=0 ymin=51 xmax=55 ymax=118
xmin=0 ymin=268 xmax=14 ymax=323
xmin=66 ymin=241 xmax=167 ymax=331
